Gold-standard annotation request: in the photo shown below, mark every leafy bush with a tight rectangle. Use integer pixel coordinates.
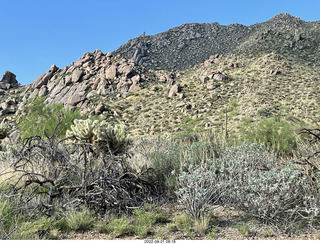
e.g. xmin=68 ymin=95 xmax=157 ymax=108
xmin=239 ymin=116 xmax=299 ymax=155
xmin=17 ymin=97 xmax=84 ymax=139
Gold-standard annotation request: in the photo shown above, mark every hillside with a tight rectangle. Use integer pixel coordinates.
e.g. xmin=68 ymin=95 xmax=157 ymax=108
xmin=0 ymin=13 xmax=319 ymax=140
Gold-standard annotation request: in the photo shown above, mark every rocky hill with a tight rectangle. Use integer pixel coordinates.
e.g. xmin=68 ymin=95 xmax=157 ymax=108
xmin=114 ymin=13 xmax=320 ymax=70
xmin=0 ymin=13 xmax=320 ymax=140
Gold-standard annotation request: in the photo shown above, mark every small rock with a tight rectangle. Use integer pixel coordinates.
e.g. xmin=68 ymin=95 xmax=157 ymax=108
xmin=150 ymin=86 xmax=158 ymax=92
xmin=213 ymin=73 xmax=228 ymax=81
xmin=185 ymin=103 xmax=192 ymax=110
xmin=131 ymin=74 xmax=141 ymax=84
xmin=87 ymin=90 xmax=97 ymax=98
xmin=95 ymin=103 xmax=106 ymax=115
xmin=168 ymin=83 xmax=181 ymax=98
xmin=1 ymin=102 xmax=9 ymax=110
xmin=176 ymin=102 xmax=185 ymax=108
xmin=128 ymin=83 xmax=141 ymax=92
xmin=50 ymin=64 xmax=59 ymax=72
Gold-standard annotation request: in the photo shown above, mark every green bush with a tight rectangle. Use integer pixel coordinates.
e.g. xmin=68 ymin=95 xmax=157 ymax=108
xmin=17 ymin=97 xmax=84 ymax=139
xmin=64 ymin=210 xmax=95 ymax=232
xmin=0 ymin=197 xmax=17 ymax=239
xmin=148 ymin=138 xmax=220 ymax=196
xmin=132 ymin=209 xmax=158 ymax=237
xmin=10 ymin=217 xmax=58 ymax=240
xmin=106 ymin=216 xmax=134 ymax=237
xmin=239 ymin=116 xmax=299 ymax=155
xmin=174 ymin=214 xmax=195 ymax=238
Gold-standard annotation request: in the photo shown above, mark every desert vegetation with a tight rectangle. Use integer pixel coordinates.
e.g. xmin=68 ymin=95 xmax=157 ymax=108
xmin=1 ymin=13 xmax=320 ymax=240
xmin=1 ymin=99 xmax=320 ymax=240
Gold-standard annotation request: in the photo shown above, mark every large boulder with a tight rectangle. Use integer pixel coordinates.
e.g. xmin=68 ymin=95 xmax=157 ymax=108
xmin=105 ymin=65 xmax=117 ymax=79
xmin=0 ymin=71 xmax=18 ymax=89
xmin=72 ymin=68 xmax=84 ymax=83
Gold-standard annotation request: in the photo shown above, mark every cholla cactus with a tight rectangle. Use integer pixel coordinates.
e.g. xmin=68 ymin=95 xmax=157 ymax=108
xmin=0 ymin=120 xmax=9 ymax=139
xmin=66 ymin=119 xmax=99 ymax=143
xmin=66 ymin=119 xmax=131 ymax=154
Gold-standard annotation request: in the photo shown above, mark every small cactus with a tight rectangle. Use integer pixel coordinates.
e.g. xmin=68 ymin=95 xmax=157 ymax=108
xmin=66 ymin=119 xmax=99 ymax=143
xmin=66 ymin=119 xmax=131 ymax=154
xmin=0 ymin=120 xmax=9 ymax=140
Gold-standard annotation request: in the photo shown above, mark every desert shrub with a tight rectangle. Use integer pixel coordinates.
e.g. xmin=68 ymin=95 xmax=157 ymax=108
xmin=0 ymin=120 xmax=156 ymax=218
xmin=174 ymin=213 xmax=195 ymax=238
xmin=9 ymin=216 xmax=58 ymax=240
xmin=239 ymin=116 xmax=299 ymax=155
xmin=64 ymin=209 xmax=95 ymax=232
xmin=216 ymin=143 xmax=318 ymax=232
xmin=66 ymin=119 xmax=131 ymax=154
xmin=132 ymin=209 xmax=158 ymax=237
xmin=147 ymin=138 xmax=220 ymax=196
xmin=148 ymin=146 xmax=180 ymax=194
xmin=106 ymin=216 xmax=134 ymax=237
xmin=17 ymin=97 xmax=84 ymax=139
xmin=0 ymin=197 xmax=18 ymax=239
xmin=0 ymin=120 xmax=9 ymax=139
xmin=0 ymin=143 xmax=20 ymax=161
xmin=176 ymin=163 xmax=222 ymax=221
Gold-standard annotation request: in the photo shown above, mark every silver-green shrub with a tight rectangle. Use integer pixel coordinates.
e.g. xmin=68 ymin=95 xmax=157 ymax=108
xmin=217 ymin=143 xmax=319 ymax=232
xmin=176 ymin=162 xmax=223 ymax=221
xmin=66 ymin=119 xmax=131 ymax=154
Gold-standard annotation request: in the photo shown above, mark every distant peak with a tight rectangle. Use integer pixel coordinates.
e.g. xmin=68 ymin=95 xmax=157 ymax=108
xmin=269 ymin=13 xmax=304 ymax=23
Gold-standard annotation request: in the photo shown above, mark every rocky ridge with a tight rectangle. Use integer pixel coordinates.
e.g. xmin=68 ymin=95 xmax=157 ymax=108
xmin=18 ymin=50 xmax=157 ymax=115
xmin=114 ymin=13 xmax=320 ymax=70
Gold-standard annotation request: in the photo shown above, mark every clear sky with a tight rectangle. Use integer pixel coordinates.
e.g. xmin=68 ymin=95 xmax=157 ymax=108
xmin=1 ymin=0 xmax=320 ymax=85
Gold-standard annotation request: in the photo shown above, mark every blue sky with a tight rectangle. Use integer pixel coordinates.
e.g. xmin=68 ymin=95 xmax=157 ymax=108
xmin=1 ymin=0 xmax=320 ymax=85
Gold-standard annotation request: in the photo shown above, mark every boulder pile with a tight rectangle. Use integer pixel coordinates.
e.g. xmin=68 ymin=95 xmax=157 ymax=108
xmin=21 ymin=50 xmax=149 ymax=109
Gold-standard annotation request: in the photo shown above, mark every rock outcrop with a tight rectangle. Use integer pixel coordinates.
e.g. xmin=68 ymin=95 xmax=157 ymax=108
xmin=0 ymin=71 xmax=18 ymax=90
xmin=23 ymin=50 xmax=150 ymax=110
